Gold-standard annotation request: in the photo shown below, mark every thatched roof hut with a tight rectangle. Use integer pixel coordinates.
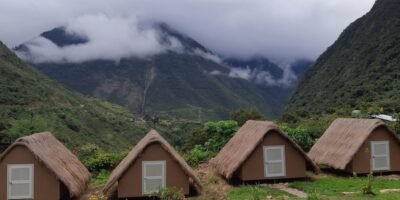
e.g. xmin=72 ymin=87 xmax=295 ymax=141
xmin=211 ymin=120 xmax=319 ymax=180
xmin=0 ymin=132 xmax=91 ymax=198
xmin=103 ymin=130 xmax=201 ymax=197
xmin=308 ymin=118 xmax=399 ymax=171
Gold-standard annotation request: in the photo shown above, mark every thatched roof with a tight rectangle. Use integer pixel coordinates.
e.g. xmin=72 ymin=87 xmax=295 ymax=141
xmin=308 ymin=118 xmax=397 ymax=170
xmin=210 ymin=120 xmax=319 ymax=179
xmin=103 ymin=130 xmax=201 ymax=196
xmin=0 ymin=132 xmax=91 ymax=197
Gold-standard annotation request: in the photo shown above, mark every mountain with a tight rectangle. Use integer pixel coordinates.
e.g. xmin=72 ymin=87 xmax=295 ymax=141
xmin=286 ymin=0 xmax=400 ymax=116
xmin=290 ymin=59 xmax=314 ymax=77
xmin=0 ymin=41 xmax=148 ymax=150
xmin=16 ymin=24 xmax=296 ymax=119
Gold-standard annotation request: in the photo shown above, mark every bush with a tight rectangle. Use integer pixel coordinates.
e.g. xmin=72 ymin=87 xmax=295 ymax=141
xmin=84 ymin=151 xmax=127 ymax=172
xmin=91 ymin=169 xmax=110 ymax=187
xmin=361 ymin=173 xmax=375 ymax=195
xmin=185 ymin=145 xmax=216 ymax=167
xmin=282 ymin=125 xmax=316 ymax=152
xmin=79 ymin=143 xmax=127 ymax=172
xmin=230 ymin=109 xmax=264 ymax=126
xmin=184 ymin=120 xmax=239 ymax=166
xmin=157 ymin=187 xmax=184 ymax=200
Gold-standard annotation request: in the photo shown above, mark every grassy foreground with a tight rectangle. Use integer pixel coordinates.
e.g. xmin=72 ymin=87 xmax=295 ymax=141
xmin=89 ymin=166 xmax=400 ymax=199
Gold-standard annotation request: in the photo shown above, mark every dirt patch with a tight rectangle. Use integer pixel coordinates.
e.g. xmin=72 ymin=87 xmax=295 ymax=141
xmin=380 ymin=189 xmax=400 ymax=193
xmin=376 ymin=174 xmax=400 ymax=181
xmin=265 ymin=183 xmax=308 ymax=198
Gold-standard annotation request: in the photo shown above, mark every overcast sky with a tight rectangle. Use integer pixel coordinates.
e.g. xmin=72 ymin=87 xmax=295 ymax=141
xmin=0 ymin=0 xmax=375 ymax=61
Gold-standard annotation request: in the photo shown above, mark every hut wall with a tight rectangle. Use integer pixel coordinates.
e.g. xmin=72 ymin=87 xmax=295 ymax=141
xmin=117 ymin=143 xmax=190 ymax=198
xmin=0 ymin=145 xmax=60 ymax=200
xmin=346 ymin=127 xmax=400 ymax=174
xmin=238 ymin=131 xmax=307 ymax=181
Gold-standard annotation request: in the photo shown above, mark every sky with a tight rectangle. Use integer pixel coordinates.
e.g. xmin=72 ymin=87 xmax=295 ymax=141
xmin=0 ymin=0 xmax=375 ymax=62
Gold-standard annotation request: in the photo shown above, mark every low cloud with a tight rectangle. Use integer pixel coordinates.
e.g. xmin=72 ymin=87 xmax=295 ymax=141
xmin=17 ymin=14 xmax=181 ymax=63
xmin=227 ymin=63 xmax=298 ymax=87
xmin=1 ymin=0 xmax=375 ymax=61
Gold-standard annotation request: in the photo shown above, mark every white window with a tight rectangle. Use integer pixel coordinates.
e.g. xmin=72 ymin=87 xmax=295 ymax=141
xmin=263 ymin=146 xmax=286 ymax=177
xmin=7 ymin=164 xmax=34 ymax=200
xmin=142 ymin=161 xmax=166 ymax=195
xmin=371 ymin=141 xmax=390 ymax=171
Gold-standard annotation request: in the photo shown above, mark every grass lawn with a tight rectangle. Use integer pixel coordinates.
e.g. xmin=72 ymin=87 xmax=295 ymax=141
xmin=290 ymin=175 xmax=400 ymax=199
xmin=228 ymin=186 xmax=294 ymax=200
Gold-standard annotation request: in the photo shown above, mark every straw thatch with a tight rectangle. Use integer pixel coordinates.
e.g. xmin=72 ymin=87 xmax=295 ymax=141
xmin=0 ymin=132 xmax=91 ymax=198
xmin=308 ymin=118 xmax=397 ymax=170
xmin=210 ymin=120 xmax=319 ymax=179
xmin=103 ymin=129 xmax=201 ymax=196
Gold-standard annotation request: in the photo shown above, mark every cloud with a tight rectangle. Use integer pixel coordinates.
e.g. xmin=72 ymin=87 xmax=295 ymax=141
xmin=0 ymin=0 xmax=375 ymax=61
xmin=17 ymin=14 xmax=181 ymax=63
xmin=227 ymin=64 xmax=297 ymax=87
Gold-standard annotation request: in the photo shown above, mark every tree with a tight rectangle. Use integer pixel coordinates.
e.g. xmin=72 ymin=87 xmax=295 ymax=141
xmin=230 ymin=108 xmax=264 ymax=126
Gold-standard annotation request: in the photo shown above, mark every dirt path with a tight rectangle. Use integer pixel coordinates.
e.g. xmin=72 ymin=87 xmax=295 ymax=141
xmin=265 ymin=183 xmax=308 ymax=198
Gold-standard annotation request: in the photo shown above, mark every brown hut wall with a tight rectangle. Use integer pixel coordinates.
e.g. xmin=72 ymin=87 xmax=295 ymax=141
xmin=117 ymin=143 xmax=190 ymax=198
xmin=238 ymin=131 xmax=306 ymax=181
xmin=346 ymin=127 xmax=400 ymax=174
xmin=0 ymin=146 xmax=60 ymax=200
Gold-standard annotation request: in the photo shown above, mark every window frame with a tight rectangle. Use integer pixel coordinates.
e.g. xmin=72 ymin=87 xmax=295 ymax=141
xmin=142 ymin=160 xmax=166 ymax=195
xmin=371 ymin=141 xmax=390 ymax=171
xmin=7 ymin=164 xmax=34 ymax=200
xmin=263 ymin=145 xmax=286 ymax=177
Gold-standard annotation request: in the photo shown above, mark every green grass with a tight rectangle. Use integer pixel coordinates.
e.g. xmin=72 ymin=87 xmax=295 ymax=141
xmin=290 ymin=176 xmax=400 ymax=199
xmin=338 ymin=193 xmax=400 ymax=200
xmin=228 ymin=186 xmax=293 ymax=200
xmin=90 ymin=170 xmax=110 ymax=188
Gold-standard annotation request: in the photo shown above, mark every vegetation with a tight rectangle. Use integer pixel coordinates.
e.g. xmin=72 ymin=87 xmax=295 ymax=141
xmin=286 ymin=0 xmax=400 ymax=117
xmin=90 ymin=170 xmax=110 ymax=187
xmin=230 ymin=108 xmax=265 ymax=126
xmin=290 ymin=176 xmax=400 ymax=197
xmin=183 ymin=120 xmax=239 ymax=166
xmin=228 ymin=186 xmax=292 ymax=200
xmin=78 ymin=143 xmax=128 ymax=173
xmin=362 ymin=173 xmax=376 ymax=196
xmin=157 ymin=187 xmax=185 ymax=200
xmin=0 ymin=41 xmax=150 ymax=150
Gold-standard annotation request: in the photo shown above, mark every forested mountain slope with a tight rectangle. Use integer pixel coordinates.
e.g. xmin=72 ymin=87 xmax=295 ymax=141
xmin=286 ymin=0 xmax=400 ymax=116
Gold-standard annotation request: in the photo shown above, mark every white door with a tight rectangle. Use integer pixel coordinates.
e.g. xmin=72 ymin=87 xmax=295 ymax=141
xmin=7 ymin=164 xmax=34 ymax=200
xmin=263 ymin=146 xmax=286 ymax=177
xmin=142 ymin=161 xmax=166 ymax=195
xmin=371 ymin=141 xmax=390 ymax=171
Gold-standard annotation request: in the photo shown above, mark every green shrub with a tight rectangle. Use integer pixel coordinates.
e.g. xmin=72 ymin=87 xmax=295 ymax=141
xmin=230 ymin=108 xmax=264 ymax=126
xmin=157 ymin=187 xmax=184 ymax=200
xmin=282 ymin=125 xmax=316 ymax=151
xmin=361 ymin=173 xmax=375 ymax=195
xmin=91 ymin=169 xmax=110 ymax=187
xmin=183 ymin=120 xmax=239 ymax=166
xmin=84 ymin=151 xmax=127 ymax=172
xmin=79 ymin=143 xmax=127 ymax=172
xmin=5 ymin=116 xmax=50 ymax=141
xmin=185 ymin=145 xmax=216 ymax=167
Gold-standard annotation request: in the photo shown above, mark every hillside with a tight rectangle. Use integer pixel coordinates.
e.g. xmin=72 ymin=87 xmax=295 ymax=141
xmin=15 ymin=24 xmax=300 ymax=120
xmin=0 ymin=41 xmax=148 ymax=150
xmin=286 ymin=0 xmax=400 ymax=116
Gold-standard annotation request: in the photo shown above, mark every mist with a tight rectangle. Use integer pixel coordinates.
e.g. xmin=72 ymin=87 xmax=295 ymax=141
xmin=0 ymin=0 xmax=375 ymax=61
